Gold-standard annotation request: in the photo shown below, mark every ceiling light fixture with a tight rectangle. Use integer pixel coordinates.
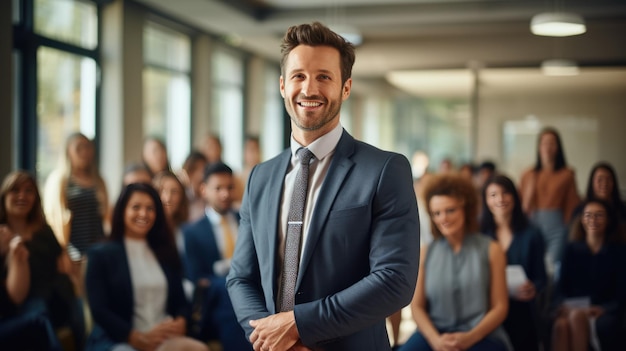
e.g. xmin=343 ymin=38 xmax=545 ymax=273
xmin=531 ymin=12 xmax=586 ymax=37
xmin=541 ymin=59 xmax=580 ymax=76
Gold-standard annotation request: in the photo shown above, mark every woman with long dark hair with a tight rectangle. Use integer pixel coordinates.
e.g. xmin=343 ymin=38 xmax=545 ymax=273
xmin=153 ymin=171 xmax=189 ymax=260
xmin=552 ymin=199 xmax=625 ymax=351
xmin=85 ymin=183 xmax=208 ymax=351
xmin=481 ymin=174 xmax=547 ymax=351
xmin=142 ymin=137 xmax=172 ymax=178
xmin=572 ymin=162 xmax=626 ymax=239
xmin=519 ymin=127 xmax=580 ymax=270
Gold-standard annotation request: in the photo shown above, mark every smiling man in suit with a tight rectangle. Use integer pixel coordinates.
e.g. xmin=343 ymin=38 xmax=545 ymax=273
xmin=226 ymin=22 xmax=420 ymax=351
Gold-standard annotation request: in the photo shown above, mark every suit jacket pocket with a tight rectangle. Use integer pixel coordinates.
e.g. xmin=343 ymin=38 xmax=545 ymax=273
xmin=327 ymin=204 xmax=368 ymax=219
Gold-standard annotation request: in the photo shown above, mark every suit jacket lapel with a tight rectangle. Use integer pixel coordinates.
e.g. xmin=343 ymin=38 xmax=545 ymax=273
xmin=116 ymin=241 xmax=134 ymax=313
xmin=268 ymin=150 xmax=293 ymax=306
xmin=296 ymin=131 xmax=355 ymax=288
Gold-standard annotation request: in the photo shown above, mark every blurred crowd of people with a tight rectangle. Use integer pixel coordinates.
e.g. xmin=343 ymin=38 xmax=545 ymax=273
xmin=1 ymin=132 xmax=261 ymax=351
xmin=394 ymin=127 xmax=626 ymax=351
xmin=1 ymin=126 xmax=624 ymax=351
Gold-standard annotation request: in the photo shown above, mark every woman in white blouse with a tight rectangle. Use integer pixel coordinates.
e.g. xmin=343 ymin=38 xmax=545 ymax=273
xmin=85 ymin=183 xmax=209 ymax=351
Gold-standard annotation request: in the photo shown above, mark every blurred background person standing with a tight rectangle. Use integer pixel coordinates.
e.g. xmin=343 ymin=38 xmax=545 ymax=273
xmin=519 ymin=127 xmax=580 ymax=273
xmin=44 ymin=132 xmax=109 ymax=261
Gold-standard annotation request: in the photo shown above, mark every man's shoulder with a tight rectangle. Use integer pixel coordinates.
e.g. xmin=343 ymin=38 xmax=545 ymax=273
xmin=248 ymin=149 xmax=290 ymax=179
xmin=349 ymin=139 xmax=408 ymax=167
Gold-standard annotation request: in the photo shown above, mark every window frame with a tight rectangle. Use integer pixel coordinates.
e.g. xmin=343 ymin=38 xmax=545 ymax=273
xmin=12 ymin=0 xmax=102 ymax=174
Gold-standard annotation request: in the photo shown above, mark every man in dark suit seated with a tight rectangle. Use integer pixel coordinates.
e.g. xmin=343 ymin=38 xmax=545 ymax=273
xmin=183 ymin=162 xmax=252 ymax=351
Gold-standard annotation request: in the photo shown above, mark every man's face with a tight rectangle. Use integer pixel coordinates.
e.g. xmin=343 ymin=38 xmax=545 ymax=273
xmin=280 ymin=45 xmax=351 ymax=142
xmin=202 ymin=172 xmax=234 ymax=214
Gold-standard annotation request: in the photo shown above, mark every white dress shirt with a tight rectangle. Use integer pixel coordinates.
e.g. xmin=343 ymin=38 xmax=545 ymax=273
xmin=278 ymin=123 xmax=343 ymax=266
xmin=124 ymin=237 xmax=169 ymax=332
xmin=205 ymin=207 xmax=238 ymax=275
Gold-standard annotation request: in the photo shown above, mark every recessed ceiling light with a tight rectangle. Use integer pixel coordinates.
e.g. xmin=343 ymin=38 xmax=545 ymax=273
xmin=531 ymin=12 xmax=586 ymax=37
xmin=541 ymin=59 xmax=580 ymax=76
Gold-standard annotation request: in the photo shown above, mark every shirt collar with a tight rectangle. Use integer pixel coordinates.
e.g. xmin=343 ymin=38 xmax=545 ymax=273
xmin=289 ymin=123 xmax=343 ymax=162
xmin=205 ymin=206 xmax=223 ymax=224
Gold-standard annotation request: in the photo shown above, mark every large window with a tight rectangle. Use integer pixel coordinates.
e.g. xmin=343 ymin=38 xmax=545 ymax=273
xmin=34 ymin=0 xmax=98 ymax=49
xmin=37 ymin=47 xmax=97 ymax=179
xmin=143 ymin=21 xmax=191 ymax=169
xmin=212 ymin=45 xmax=244 ymax=171
xmin=13 ymin=0 xmax=100 ymax=183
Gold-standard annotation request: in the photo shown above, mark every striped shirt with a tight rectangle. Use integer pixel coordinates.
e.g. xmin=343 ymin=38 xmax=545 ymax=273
xmin=66 ymin=179 xmax=104 ymax=255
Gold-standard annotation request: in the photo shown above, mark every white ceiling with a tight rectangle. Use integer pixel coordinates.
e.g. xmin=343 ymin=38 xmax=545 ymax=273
xmin=135 ymin=0 xmax=626 ymax=98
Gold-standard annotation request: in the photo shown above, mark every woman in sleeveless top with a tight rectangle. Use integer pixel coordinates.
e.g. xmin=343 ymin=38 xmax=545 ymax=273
xmin=44 ymin=132 xmax=109 ymax=259
xmin=400 ymin=174 xmax=512 ymax=351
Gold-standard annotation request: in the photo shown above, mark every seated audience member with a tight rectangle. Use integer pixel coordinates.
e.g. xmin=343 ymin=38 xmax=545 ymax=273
xmin=183 ymin=162 xmax=252 ymax=351
xmin=1 ymin=171 xmax=84 ymax=350
xmin=85 ymin=183 xmax=209 ymax=351
xmin=481 ymin=175 xmax=547 ymax=351
xmin=142 ymin=136 xmax=172 ymax=178
xmin=551 ymin=199 xmax=626 ymax=351
xmin=459 ymin=162 xmax=475 ymax=182
xmin=198 ymin=133 xmax=223 ymax=166
xmin=0 ymin=226 xmax=62 ymax=351
xmin=153 ymin=171 xmax=190 ymax=256
xmin=122 ymin=162 xmax=153 ymax=186
xmin=400 ymin=174 xmax=512 ymax=351
xmin=437 ymin=157 xmax=454 ymax=174
xmin=572 ymin=162 xmax=626 ymax=239
xmin=153 ymin=171 xmax=194 ymax=299
xmin=180 ymin=151 xmax=209 ymax=222
xmin=477 ymin=161 xmax=497 ymax=191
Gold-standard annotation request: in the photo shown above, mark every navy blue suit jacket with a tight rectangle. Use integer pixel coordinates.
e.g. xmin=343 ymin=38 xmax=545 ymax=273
xmin=226 ymin=130 xmax=420 ymax=351
xmin=85 ymin=241 xmax=188 ymax=350
xmin=182 ymin=212 xmax=239 ymax=283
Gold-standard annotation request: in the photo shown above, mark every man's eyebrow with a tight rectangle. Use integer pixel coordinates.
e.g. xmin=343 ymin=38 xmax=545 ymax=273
xmin=287 ymin=68 xmax=335 ymax=75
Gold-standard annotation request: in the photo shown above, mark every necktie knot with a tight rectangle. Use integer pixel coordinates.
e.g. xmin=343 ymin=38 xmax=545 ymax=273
xmin=297 ymin=148 xmax=315 ymax=166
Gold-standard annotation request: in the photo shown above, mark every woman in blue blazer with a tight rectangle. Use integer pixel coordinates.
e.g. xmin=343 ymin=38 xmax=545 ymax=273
xmin=85 ymin=183 xmax=208 ymax=351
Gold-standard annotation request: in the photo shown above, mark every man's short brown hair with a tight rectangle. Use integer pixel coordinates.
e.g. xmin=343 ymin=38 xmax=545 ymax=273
xmin=280 ymin=21 xmax=356 ymax=86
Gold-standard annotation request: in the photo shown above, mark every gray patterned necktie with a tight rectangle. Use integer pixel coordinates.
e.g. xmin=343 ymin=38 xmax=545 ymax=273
xmin=279 ymin=147 xmax=315 ymax=312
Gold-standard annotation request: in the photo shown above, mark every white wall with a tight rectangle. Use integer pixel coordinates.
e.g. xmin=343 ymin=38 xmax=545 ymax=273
xmin=477 ymin=89 xmax=626 ymax=196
